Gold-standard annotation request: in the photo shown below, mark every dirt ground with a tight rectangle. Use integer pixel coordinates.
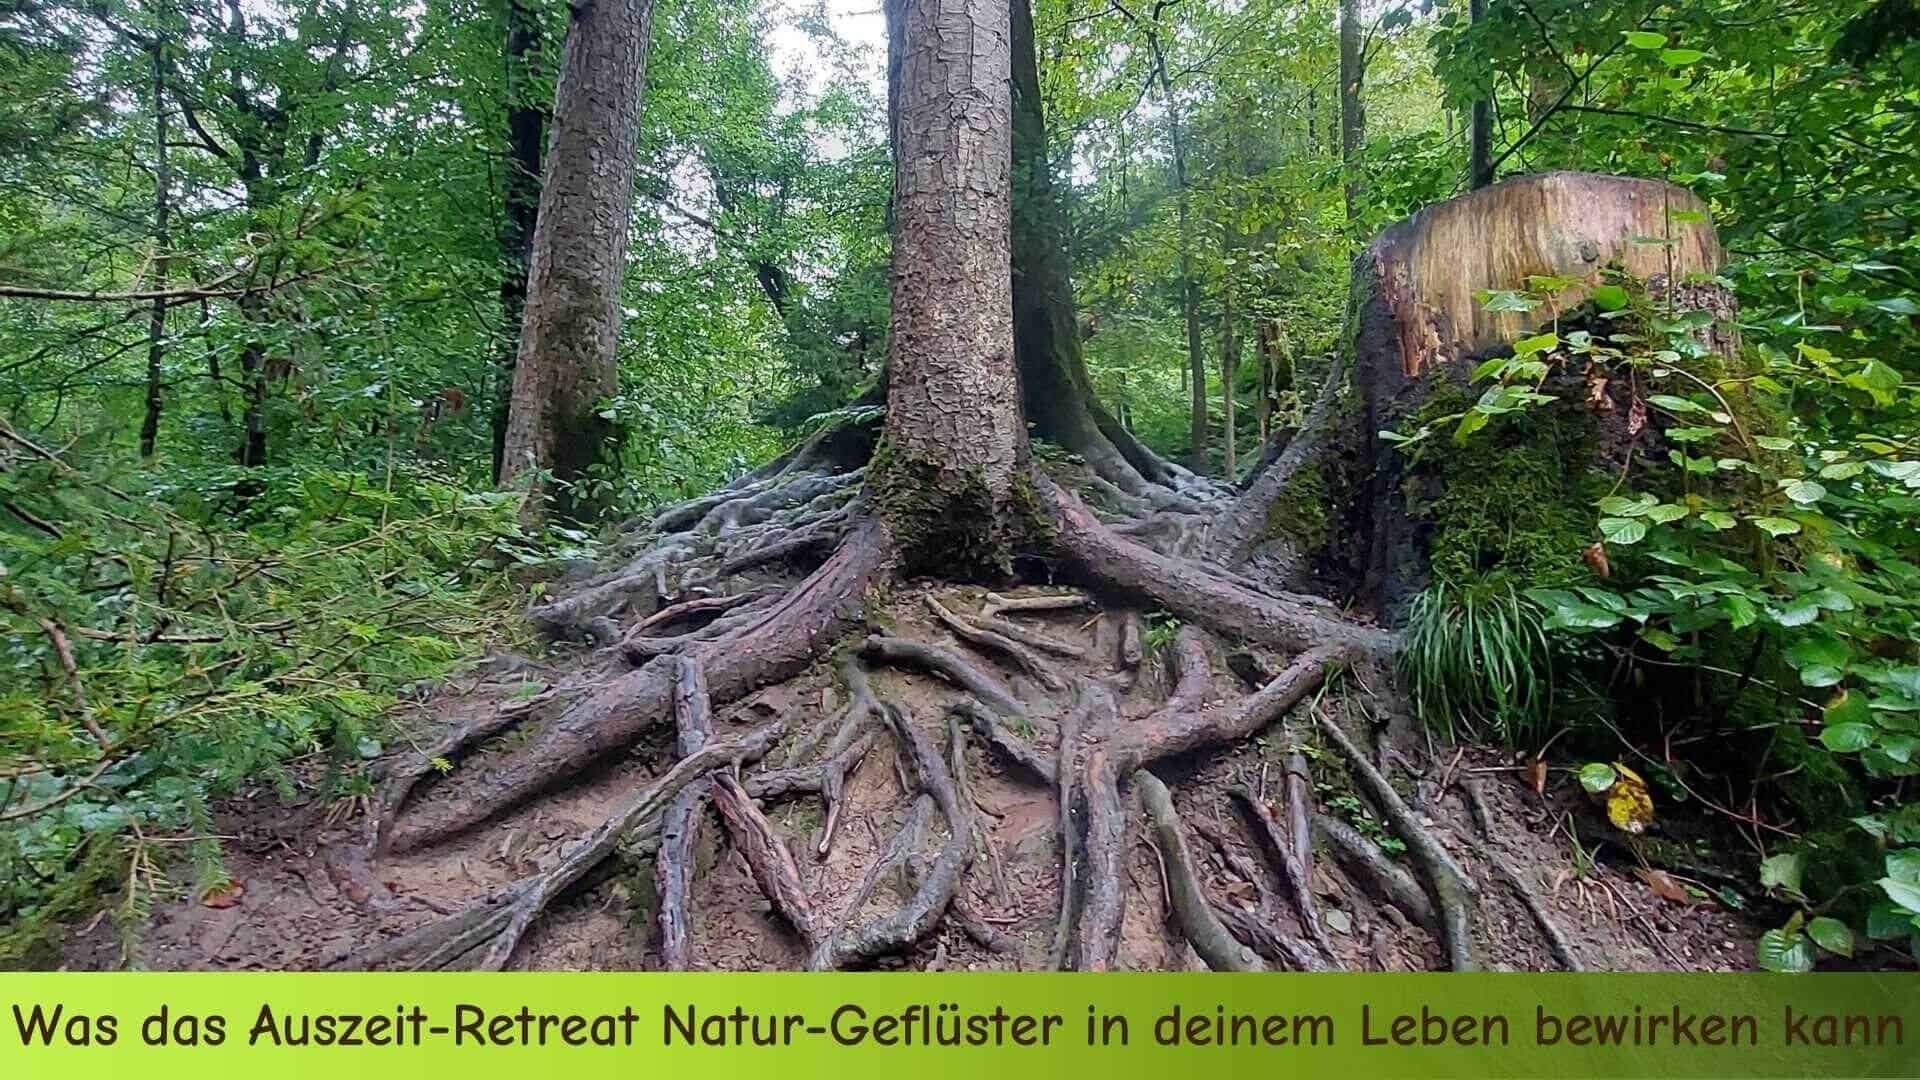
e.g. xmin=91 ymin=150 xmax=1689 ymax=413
xmin=61 ymin=584 xmax=1759 ymax=973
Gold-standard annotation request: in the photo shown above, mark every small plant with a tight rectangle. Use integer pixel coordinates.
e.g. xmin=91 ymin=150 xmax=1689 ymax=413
xmin=1400 ymin=578 xmax=1553 ymax=746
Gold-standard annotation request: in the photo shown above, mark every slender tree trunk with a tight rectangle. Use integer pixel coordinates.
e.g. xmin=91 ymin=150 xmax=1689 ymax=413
xmin=1220 ymin=267 xmax=1237 ymax=480
xmin=1142 ymin=32 xmax=1205 ymax=474
xmin=500 ymin=0 xmax=657 ymax=516
xmin=140 ymin=41 xmax=171 ymax=459
xmin=236 ymin=292 xmax=269 ymax=468
xmin=1338 ymin=0 xmax=1364 ymax=222
xmin=1467 ymin=0 xmax=1494 ymax=189
xmin=873 ymin=0 xmax=1025 ymax=573
xmin=491 ymin=0 xmax=545 ymax=483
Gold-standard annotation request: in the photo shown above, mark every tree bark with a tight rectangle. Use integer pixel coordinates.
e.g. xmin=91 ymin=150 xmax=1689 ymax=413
xmin=140 ymin=40 xmax=171 ymax=459
xmin=499 ymin=0 xmax=657 ymax=516
xmin=1220 ymin=230 xmax=1239 ymax=480
xmin=1467 ymin=0 xmax=1493 ymax=190
xmin=491 ymin=0 xmax=546 ymax=483
xmin=1338 ymin=0 xmax=1364 ymax=222
xmin=873 ymin=0 xmax=1026 ymax=572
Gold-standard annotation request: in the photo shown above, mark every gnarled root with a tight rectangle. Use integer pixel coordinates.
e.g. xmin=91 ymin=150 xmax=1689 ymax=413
xmin=344 ymin=722 xmax=783 ymax=971
xmin=1228 ymin=777 xmax=1340 ymax=965
xmin=385 ymin=520 xmax=894 ymax=854
xmin=1314 ymin=710 xmax=1479 ymax=970
xmin=1136 ymin=771 xmax=1265 ymax=972
xmin=807 ymin=703 xmax=973 ymax=970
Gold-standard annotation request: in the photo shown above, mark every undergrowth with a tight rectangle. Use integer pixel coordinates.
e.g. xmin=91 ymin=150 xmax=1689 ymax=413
xmin=1 ymin=421 xmax=534 ymax=966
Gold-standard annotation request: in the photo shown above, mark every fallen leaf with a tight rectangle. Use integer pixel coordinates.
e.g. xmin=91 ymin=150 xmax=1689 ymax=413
xmin=1627 ymin=396 xmax=1648 ymax=439
xmin=1605 ymin=762 xmax=1655 ymax=834
xmin=1585 ymin=366 xmax=1615 ymax=414
xmin=1582 ymin=541 xmax=1611 ymax=579
xmin=1526 ymin=756 xmax=1549 ymax=796
xmin=1636 ymin=867 xmax=1689 ymax=903
xmin=202 ymin=881 xmax=246 ymax=909
xmin=1323 ymin=908 xmax=1353 ymax=935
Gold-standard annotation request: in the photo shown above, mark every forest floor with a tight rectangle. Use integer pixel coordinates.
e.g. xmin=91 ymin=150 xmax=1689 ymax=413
xmin=63 ymin=579 xmax=1757 ymax=973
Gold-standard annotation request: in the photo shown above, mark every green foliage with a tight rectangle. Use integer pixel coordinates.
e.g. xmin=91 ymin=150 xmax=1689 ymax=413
xmin=1 ymin=424 xmax=528 ymax=958
xmin=1417 ymin=257 xmax=1920 ymax=966
xmin=1401 ymin=579 xmax=1554 ymax=745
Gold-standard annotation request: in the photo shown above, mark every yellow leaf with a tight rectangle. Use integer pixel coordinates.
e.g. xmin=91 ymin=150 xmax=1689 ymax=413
xmin=1606 ymin=761 xmax=1654 ymax=834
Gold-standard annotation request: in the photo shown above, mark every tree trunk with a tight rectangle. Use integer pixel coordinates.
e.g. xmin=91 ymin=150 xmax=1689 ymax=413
xmin=1213 ymin=172 xmax=1728 ymax=610
xmin=1220 ymin=232 xmax=1239 ymax=480
xmin=872 ymin=0 xmax=1026 ymax=574
xmin=1338 ymin=0 xmax=1364 ymax=222
xmin=1467 ymin=0 xmax=1493 ymax=190
xmin=499 ymin=0 xmax=657 ymax=516
xmin=139 ymin=41 xmax=171 ymax=459
xmin=491 ymin=0 xmax=545 ymax=483
xmin=1158 ymin=51 xmax=1206 ymax=475
xmin=1009 ymin=0 xmax=1167 ymax=493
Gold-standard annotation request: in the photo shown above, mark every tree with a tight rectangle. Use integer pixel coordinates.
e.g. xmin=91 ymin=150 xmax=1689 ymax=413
xmin=1009 ymin=0 xmax=1200 ymax=497
xmin=498 ymin=0 xmax=657 ymax=514
xmin=1466 ymin=0 xmax=1493 ymax=189
xmin=1338 ymin=0 xmax=1364 ymax=219
xmin=490 ymin=0 xmax=546 ymax=482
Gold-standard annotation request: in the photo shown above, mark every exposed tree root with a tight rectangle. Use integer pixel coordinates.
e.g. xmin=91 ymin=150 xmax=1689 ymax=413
xmin=978 ymin=590 xmax=1092 ymax=619
xmin=1314 ymin=707 xmax=1479 ymax=970
xmin=925 ymin=596 xmax=1067 ymax=691
xmin=386 ymin=520 xmax=894 ymax=853
xmin=807 ymin=703 xmax=973 ymax=970
xmin=1136 ymin=771 xmax=1266 ymax=972
xmin=1228 ymin=779 xmax=1338 ymax=964
xmin=1190 ymin=817 xmax=1328 ymax=972
xmin=1458 ymin=777 xmax=1584 ymax=972
xmin=1311 ymin=813 xmax=1438 ymax=932
xmin=1037 ymin=475 xmax=1394 ymax=658
xmin=347 ymin=722 xmax=782 ymax=970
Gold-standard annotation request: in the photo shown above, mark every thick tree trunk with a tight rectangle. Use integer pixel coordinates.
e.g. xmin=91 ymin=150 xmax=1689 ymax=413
xmin=1214 ymin=172 xmax=1728 ymax=611
xmin=1338 ymin=0 xmax=1364 ymax=221
xmin=499 ymin=0 xmax=656 ymax=515
xmin=491 ymin=0 xmax=545 ymax=483
xmin=873 ymin=0 xmax=1026 ymax=573
xmin=140 ymin=42 xmax=171 ymax=459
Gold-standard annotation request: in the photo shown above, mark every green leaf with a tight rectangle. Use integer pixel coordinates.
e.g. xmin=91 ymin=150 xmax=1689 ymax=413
xmin=1867 ymin=901 xmax=1912 ymax=940
xmin=1700 ymin=510 xmax=1736 ymax=531
xmin=1806 ymin=916 xmax=1855 ymax=957
xmin=1760 ymin=852 xmax=1805 ymax=894
xmin=1887 ymin=849 xmax=1920 ymax=885
xmin=1660 ymin=48 xmax=1708 ymax=65
xmin=1755 ymin=927 xmax=1814 ymax=972
xmin=1512 ymin=332 xmax=1559 ymax=357
xmin=1600 ymin=517 xmax=1648 ymax=545
xmin=1451 ymin=410 xmax=1489 ymax=444
xmin=1645 ymin=503 xmax=1689 ymax=524
xmin=1869 ymin=297 xmax=1919 ymax=316
xmin=1751 ymin=517 xmax=1802 ymax=538
xmin=1881 ymin=877 xmax=1920 ymax=915
xmin=1800 ymin=665 xmax=1845 ymax=688
xmin=1755 ymin=436 xmax=1796 ymax=451
xmin=1821 ymin=724 xmax=1875 ymax=753
xmin=1578 ymin=763 xmax=1618 ymax=793
xmin=1590 ymin=284 xmax=1630 ymax=311
xmin=1781 ymin=478 xmax=1827 ymax=504
xmin=1623 ymin=30 xmax=1667 ymax=49
xmin=1648 ymin=393 xmax=1707 ymax=414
